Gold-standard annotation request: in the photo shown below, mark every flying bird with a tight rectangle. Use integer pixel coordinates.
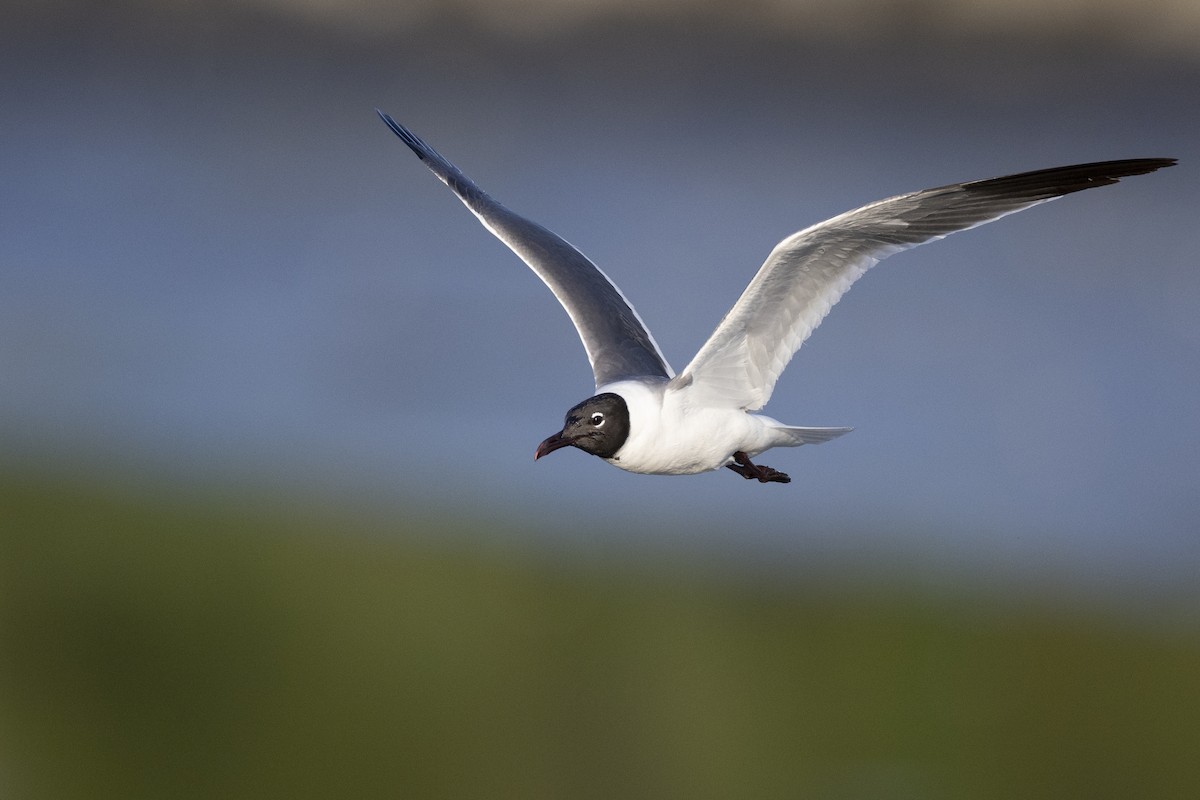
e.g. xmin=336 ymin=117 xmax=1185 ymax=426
xmin=377 ymin=110 xmax=1173 ymax=484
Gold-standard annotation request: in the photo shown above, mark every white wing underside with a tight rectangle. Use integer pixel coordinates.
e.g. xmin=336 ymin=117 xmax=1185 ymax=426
xmin=673 ymin=201 xmax=1020 ymax=411
xmin=674 ymin=160 xmax=1173 ymax=411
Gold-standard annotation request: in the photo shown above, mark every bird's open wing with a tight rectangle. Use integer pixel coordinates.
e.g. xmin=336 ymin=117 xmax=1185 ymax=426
xmin=674 ymin=159 xmax=1175 ymax=411
xmin=378 ymin=112 xmax=673 ymax=389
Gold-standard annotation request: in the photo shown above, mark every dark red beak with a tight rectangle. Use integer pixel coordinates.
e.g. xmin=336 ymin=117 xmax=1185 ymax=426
xmin=534 ymin=431 xmax=575 ymax=460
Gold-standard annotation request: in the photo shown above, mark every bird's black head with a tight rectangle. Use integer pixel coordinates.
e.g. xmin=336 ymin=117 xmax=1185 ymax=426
xmin=534 ymin=392 xmax=630 ymax=461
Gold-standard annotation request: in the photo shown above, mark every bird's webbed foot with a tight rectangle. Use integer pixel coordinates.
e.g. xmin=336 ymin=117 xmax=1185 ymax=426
xmin=726 ymin=451 xmax=791 ymax=484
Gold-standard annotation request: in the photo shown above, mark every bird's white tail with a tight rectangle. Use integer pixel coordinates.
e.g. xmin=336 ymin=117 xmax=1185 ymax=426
xmin=772 ymin=425 xmax=854 ymax=446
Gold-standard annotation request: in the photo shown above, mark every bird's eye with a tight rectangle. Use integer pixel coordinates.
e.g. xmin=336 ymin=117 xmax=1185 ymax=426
xmin=590 ymin=413 xmax=605 ymax=426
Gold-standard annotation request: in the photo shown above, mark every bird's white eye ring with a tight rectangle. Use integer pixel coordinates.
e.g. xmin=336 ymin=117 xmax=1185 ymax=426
xmin=590 ymin=413 xmax=604 ymax=426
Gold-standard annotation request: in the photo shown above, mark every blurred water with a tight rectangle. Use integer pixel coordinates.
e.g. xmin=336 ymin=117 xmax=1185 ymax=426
xmin=3 ymin=6 xmax=1198 ymax=593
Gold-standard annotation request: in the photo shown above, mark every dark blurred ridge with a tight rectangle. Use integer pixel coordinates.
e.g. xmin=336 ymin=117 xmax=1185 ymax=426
xmin=7 ymin=0 xmax=1200 ymax=62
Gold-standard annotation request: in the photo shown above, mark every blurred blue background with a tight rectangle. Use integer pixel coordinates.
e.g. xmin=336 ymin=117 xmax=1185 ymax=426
xmin=2 ymin=0 xmax=1199 ymax=796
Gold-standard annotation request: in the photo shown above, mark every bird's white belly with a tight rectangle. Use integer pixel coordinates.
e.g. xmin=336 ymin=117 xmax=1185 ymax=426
xmin=599 ymin=380 xmax=777 ymax=475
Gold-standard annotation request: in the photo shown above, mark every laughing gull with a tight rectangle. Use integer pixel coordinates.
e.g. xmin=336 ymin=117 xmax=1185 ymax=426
xmin=378 ymin=111 xmax=1173 ymax=484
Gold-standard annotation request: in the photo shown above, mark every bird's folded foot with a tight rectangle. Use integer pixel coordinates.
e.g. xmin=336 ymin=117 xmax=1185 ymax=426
xmin=726 ymin=451 xmax=791 ymax=484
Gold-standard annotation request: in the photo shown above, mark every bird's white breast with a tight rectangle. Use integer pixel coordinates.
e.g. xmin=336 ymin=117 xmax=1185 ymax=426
xmin=598 ymin=379 xmax=780 ymax=475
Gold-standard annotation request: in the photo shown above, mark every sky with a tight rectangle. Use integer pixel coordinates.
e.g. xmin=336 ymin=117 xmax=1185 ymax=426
xmin=3 ymin=0 xmax=1198 ymax=599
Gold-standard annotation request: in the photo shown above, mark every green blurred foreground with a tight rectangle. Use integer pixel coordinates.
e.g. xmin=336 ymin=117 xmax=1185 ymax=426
xmin=2 ymin=470 xmax=1197 ymax=799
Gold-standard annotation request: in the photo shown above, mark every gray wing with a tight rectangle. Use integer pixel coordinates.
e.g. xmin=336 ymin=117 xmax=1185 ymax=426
xmin=378 ymin=111 xmax=673 ymax=389
xmin=675 ymin=158 xmax=1176 ymax=411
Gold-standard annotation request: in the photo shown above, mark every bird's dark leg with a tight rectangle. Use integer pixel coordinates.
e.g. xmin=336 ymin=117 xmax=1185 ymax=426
xmin=726 ymin=451 xmax=791 ymax=484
